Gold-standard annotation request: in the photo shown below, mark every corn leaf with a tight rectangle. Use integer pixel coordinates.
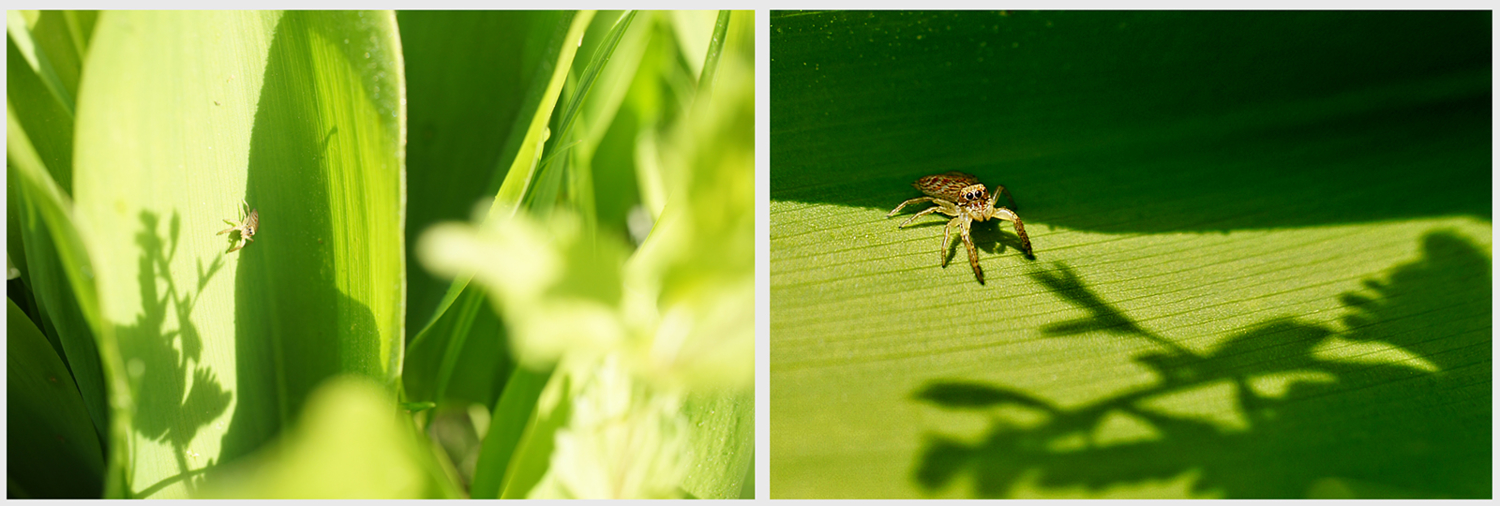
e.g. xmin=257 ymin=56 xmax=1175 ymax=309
xmin=7 ymin=297 xmax=105 ymax=498
xmin=8 ymin=102 xmax=120 ymax=495
xmin=770 ymin=11 xmax=1490 ymax=499
xmin=72 ymin=11 xmax=406 ymax=498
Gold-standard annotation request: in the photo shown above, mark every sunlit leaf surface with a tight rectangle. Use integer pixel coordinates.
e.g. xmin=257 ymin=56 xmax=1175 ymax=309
xmin=72 ymin=11 xmax=405 ymax=497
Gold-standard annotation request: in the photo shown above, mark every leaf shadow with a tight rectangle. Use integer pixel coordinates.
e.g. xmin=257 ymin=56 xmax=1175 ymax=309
xmin=912 ymin=230 xmax=1491 ymax=498
xmin=117 ymin=210 xmax=233 ymax=497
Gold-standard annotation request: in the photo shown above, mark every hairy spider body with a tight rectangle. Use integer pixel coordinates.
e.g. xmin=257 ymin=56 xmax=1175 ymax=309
xmin=218 ymin=200 xmax=258 ymax=253
xmin=886 ymin=171 xmax=1032 ymax=284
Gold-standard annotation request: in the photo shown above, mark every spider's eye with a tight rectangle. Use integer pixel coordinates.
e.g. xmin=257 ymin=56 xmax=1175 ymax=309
xmin=965 ymin=191 xmax=981 ymax=201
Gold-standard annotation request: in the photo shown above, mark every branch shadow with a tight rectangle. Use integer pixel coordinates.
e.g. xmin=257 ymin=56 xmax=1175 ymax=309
xmin=117 ymin=210 xmax=232 ymax=497
xmin=912 ymin=230 xmax=1491 ymax=498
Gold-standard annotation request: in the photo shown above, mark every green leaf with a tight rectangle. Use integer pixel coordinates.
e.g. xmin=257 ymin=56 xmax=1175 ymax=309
xmin=7 ymin=24 xmax=76 ymax=193
xmin=497 ymin=372 xmax=573 ymax=498
xmin=680 ymin=389 xmax=754 ymax=499
xmin=7 ymin=297 xmax=105 ymax=498
xmin=398 ymin=10 xmax=578 ymax=336
xmin=7 ymin=103 xmax=118 ymax=492
xmin=770 ymin=11 xmax=1490 ymax=499
xmin=72 ymin=11 xmax=406 ymax=497
xmin=192 ymin=376 xmax=461 ymax=499
xmin=695 ymin=10 xmax=732 ymax=96
xmin=400 ymin=12 xmax=587 ymax=431
xmin=489 ymin=11 xmax=594 ymax=222
xmin=469 ymin=366 xmax=549 ymax=498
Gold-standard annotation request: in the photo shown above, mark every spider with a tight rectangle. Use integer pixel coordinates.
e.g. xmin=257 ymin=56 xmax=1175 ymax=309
xmin=886 ymin=171 xmax=1032 ymax=284
xmin=218 ymin=199 xmax=259 ymax=253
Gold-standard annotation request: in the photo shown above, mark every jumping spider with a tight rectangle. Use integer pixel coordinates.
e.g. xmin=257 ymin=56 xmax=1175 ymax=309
xmin=218 ymin=199 xmax=259 ymax=253
xmin=887 ymin=172 xmax=1032 ymax=284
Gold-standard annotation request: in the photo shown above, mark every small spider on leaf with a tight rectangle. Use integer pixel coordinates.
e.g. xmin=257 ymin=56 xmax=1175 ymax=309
xmin=887 ymin=172 xmax=1032 ymax=284
xmin=218 ymin=200 xmax=258 ymax=253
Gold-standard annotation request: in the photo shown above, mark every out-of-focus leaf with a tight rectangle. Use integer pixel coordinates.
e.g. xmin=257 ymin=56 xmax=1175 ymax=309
xmin=193 ymin=376 xmax=461 ymax=499
xmin=498 ymin=371 xmax=573 ymax=498
xmin=72 ymin=11 xmax=405 ymax=497
xmin=769 ymin=11 xmax=1489 ymax=499
xmin=21 ymin=10 xmax=92 ymax=107
xmin=7 ymin=103 xmax=115 ymax=481
xmin=398 ymin=10 xmax=575 ymax=336
xmin=7 ymin=28 xmax=75 ymax=193
xmin=7 ymin=298 xmax=105 ymax=498
xmin=403 ymin=12 xmax=590 ymax=419
xmin=488 ymin=11 xmax=594 ymax=222
xmin=666 ymin=11 xmax=717 ymax=79
xmin=7 ymin=10 xmax=75 ymax=114
xmin=695 ymin=10 xmax=731 ymax=95
xmin=524 ymin=10 xmax=637 ymax=221
xmin=469 ymin=366 xmax=549 ymax=499
xmin=680 ymin=389 xmax=754 ymax=499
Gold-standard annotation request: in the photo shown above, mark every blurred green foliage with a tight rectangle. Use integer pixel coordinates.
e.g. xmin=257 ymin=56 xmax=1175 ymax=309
xmin=8 ymin=9 xmax=754 ymax=499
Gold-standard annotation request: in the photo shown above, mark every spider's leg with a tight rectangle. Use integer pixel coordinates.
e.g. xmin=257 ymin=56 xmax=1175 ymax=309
xmin=887 ymin=196 xmax=935 ymax=217
xmin=941 ymin=216 xmax=960 ymax=267
xmin=959 ymin=215 xmax=983 ymax=284
xmin=227 ymin=239 xmax=244 ymax=254
xmin=994 ymin=208 xmax=1032 ymax=256
xmin=898 ymin=205 xmax=944 ymax=228
xmin=989 ymin=184 xmax=1018 ymax=211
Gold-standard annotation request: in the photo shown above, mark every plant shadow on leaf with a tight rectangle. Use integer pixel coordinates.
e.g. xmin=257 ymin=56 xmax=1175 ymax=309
xmin=214 ymin=11 xmax=383 ymax=477
xmin=769 ymin=11 xmax=1491 ymax=234
xmin=118 ymin=210 xmax=232 ymax=497
xmin=912 ymin=231 xmax=1491 ymax=498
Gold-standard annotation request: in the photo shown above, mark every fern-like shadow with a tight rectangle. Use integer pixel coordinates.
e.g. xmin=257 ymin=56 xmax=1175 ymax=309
xmin=118 ymin=210 xmax=233 ymax=497
xmin=913 ymin=230 xmax=1491 ymax=498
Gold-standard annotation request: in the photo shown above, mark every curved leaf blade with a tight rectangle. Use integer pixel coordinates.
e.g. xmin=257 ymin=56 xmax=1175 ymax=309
xmin=72 ymin=10 xmax=406 ymax=497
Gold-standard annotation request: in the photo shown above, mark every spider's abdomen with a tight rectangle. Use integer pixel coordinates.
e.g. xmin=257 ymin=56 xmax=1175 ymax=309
xmin=913 ymin=171 xmax=981 ymax=201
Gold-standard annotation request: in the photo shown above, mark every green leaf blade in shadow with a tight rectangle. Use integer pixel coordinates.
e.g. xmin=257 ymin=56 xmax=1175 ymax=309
xmin=7 ymin=298 xmax=105 ymax=498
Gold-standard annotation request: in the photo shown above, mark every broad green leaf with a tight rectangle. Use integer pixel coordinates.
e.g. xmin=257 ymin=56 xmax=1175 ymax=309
xmin=72 ymin=11 xmax=405 ymax=498
xmin=193 ymin=376 xmax=461 ymax=498
xmin=770 ymin=11 xmax=1490 ymax=499
xmin=7 ymin=298 xmax=105 ymax=498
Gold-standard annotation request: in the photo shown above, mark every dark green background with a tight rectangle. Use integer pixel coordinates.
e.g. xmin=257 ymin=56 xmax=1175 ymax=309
xmin=772 ymin=11 xmax=1489 ymax=232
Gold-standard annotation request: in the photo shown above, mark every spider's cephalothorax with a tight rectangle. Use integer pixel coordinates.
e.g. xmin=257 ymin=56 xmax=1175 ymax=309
xmin=886 ymin=171 xmax=1032 ymax=284
xmin=218 ymin=200 xmax=258 ymax=254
